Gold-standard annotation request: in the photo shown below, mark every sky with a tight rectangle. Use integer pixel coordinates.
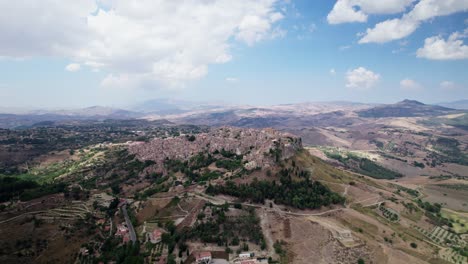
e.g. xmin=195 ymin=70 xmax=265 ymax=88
xmin=0 ymin=0 xmax=467 ymax=109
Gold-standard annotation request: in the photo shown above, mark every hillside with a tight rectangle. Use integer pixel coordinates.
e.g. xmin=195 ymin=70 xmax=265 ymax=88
xmin=357 ymin=99 xmax=456 ymax=118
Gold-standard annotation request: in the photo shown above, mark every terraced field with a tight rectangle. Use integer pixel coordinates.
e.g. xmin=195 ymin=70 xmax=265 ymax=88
xmin=415 ymin=225 xmax=464 ymax=246
xmin=36 ymin=203 xmax=91 ymax=221
xmin=378 ymin=205 xmax=399 ymax=222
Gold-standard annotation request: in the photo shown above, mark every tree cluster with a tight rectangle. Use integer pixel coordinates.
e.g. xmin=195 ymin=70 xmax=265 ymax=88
xmin=207 ymin=175 xmax=344 ymax=209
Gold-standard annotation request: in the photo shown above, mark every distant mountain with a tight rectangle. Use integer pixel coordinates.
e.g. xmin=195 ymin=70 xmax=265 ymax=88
xmin=0 ymin=106 xmax=143 ymax=129
xmin=436 ymin=100 xmax=468 ymax=110
xmin=131 ymin=98 xmax=225 ymax=114
xmin=37 ymin=106 xmax=142 ymax=119
xmin=357 ymin=99 xmax=456 ymax=118
xmin=131 ymin=98 xmax=185 ymax=114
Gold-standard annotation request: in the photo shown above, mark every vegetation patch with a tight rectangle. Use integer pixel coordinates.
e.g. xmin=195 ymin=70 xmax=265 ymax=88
xmin=441 ymin=209 xmax=468 ymax=234
xmin=207 ymin=170 xmax=344 ymax=209
xmin=0 ymin=176 xmax=66 ymax=202
xmin=188 ymin=204 xmax=266 ymax=249
xmin=322 ymin=149 xmax=402 ymax=179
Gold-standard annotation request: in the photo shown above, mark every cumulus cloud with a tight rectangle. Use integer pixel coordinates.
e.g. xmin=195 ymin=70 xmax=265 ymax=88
xmin=359 ymin=0 xmax=468 ymax=43
xmin=0 ymin=0 xmax=285 ymax=89
xmin=400 ymin=78 xmax=422 ymax=91
xmin=345 ymin=67 xmax=380 ymax=90
xmin=327 ymin=0 xmax=367 ymax=24
xmin=416 ymin=30 xmax=468 ymax=60
xmin=359 ymin=17 xmax=419 ymax=44
xmin=65 ymin=63 xmax=81 ymax=72
xmin=327 ymin=0 xmax=415 ymax=24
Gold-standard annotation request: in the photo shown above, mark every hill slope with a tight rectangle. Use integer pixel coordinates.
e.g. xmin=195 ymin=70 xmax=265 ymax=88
xmin=357 ymin=99 xmax=455 ymax=118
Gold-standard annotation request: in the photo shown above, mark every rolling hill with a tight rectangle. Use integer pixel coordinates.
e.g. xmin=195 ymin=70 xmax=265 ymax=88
xmin=357 ymin=99 xmax=456 ymax=118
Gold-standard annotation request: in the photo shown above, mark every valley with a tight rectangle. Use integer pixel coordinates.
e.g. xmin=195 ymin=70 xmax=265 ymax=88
xmin=0 ymin=100 xmax=467 ymax=264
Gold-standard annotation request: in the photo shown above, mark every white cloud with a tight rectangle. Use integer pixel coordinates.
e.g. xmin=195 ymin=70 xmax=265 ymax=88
xmin=440 ymin=81 xmax=458 ymax=90
xmin=330 ymin=68 xmax=336 ymax=75
xmin=359 ymin=17 xmax=419 ymax=44
xmin=339 ymin=45 xmax=351 ymax=51
xmin=327 ymin=0 xmax=367 ymax=24
xmin=327 ymin=0 xmax=415 ymax=24
xmin=65 ymin=63 xmax=81 ymax=72
xmin=226 ymin=77 xmax=238 ymax=82
xmin=0 ymin=0 xmax=285 ymax=89
xmin=345 ymin=67 xmax=380 ymax=90
xmin=416 ymin=30 xmax=468 ymax=60
xmin=359 ymin=0 xmax=468 ymax=43
xmin=0 ymin=1 xmax=96 ymax=58
xmin=400 ymin=78 xmax=422 ymax=91
xmin=295 ymin=23 xmax=316 ymax=40
xmin=409 ymin=0 xmax=468 ymax=21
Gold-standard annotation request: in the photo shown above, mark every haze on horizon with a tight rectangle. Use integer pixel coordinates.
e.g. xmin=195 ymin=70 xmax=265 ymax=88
xmin=0 ymin=0 xmax=467 ymax=109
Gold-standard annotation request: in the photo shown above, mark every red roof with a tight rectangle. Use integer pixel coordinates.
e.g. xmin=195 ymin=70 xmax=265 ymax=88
xmin=195 ymin=251 xmax=211 ymax=259
xmin=152 ymin=229 xmax=162 ymax=237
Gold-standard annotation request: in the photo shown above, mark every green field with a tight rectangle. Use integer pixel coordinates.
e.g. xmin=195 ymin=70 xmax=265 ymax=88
xmin=442 ymin=209 xmax=468 ymax=234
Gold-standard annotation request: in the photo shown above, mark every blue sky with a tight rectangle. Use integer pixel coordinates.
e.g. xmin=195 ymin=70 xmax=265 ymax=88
xmin=0 ymin=0 xmax=467 ymax=109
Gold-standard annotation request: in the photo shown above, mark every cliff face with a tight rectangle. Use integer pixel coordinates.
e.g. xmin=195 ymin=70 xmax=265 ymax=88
xmin=128 ymin=126 xmax=302 ymax=170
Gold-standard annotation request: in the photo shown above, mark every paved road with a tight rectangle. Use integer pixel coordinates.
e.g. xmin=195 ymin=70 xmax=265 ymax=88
xmin=121 ymin=204 xmax=137 ymax=243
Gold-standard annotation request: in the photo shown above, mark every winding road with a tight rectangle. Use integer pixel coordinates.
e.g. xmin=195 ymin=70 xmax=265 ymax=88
xmin=121 ymin=204 xmax=137 ymax=243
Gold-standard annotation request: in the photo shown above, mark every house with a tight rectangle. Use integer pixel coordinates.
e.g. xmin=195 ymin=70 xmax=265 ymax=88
xmin=116 ymin=224 xmax=129 ymax=236
xmin=116 ymin=223 xmax=131 ymax=243
xmin=239 ymin=252 xmax=254 ymax=259
xmin=148 ymin=229 xmax=162 ymax=244
xmin=155 ymin=256 xmax=167 ymax=264
xmin=194 ymin=251 xmax=212 ymax=264
xmin=79 ymin=247 xmax=89 ymax=256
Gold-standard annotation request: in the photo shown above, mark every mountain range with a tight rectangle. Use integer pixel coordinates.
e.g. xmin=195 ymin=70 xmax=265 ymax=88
xmin=0 ymin=99 xmax=466 ymax=129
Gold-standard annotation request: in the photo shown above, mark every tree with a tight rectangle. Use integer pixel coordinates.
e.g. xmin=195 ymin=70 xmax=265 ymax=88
xmin=167 ymin=254 xmax=176 ymax=264
xmin=261 ymin=239 xmax=267 ymax=250
xmin=111 ymin=184 xmax=121 ymax=195
xmin=242 ymin=243 xmax=249 ymax=251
